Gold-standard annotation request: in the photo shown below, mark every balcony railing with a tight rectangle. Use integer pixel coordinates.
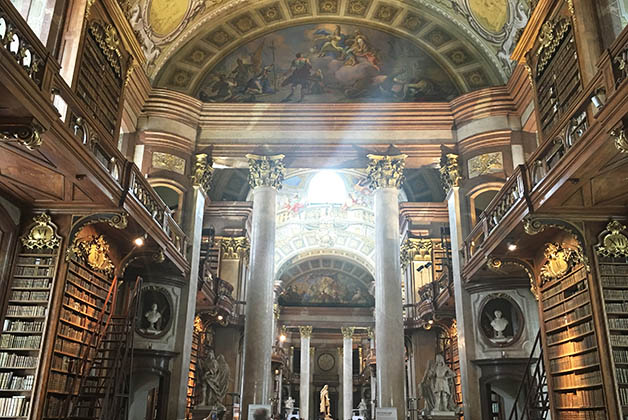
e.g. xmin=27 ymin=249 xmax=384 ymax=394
xmin=0 ymin=0 xmax=188 ymax=263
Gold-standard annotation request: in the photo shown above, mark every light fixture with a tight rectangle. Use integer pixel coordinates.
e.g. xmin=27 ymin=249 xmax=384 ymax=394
xmin=133 ymin=236 xmax=145 ymax=247
xmin=507 ymin=242 xmax=518 ymax=252
xmin=279 ymin=334 xmax=287 ymax=342
xmin=217 ymin=315 xmax=224 ymax=321
xmin=428 ymin=319 xmax=434 ymax=325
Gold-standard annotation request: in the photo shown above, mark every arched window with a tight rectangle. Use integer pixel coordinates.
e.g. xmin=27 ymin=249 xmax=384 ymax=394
xmin=154 ymin=185 xmax=183 ymax=224
xmin=307 ymin=171 xmax=347 ymax=204
xmin=469 ymin=188 xmax=500 ymax=226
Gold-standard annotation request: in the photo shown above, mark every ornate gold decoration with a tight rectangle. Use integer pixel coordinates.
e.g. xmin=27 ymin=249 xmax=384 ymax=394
xmin=318 ymin=0 xmax=338 ymax=13
xmin=273 ymin=303 xmax=280 ymax=320
xmin=524 ymin=63 xmax=534 ymax=87
xmin=69 ymin=235 xmax=115 ymax=275
xmin=487 ymin=257 xmax=538 ymax=300
xmin=401 ymin=12 xmax=423 ymax=32
xmin=373 ymin=4 xmax=398 ymax=23
xmin=84 ymin=0 xmax=95 ymax=19
xmin=1 ymin=122 xmax=44 ymax=150
xmin=107 ymin=212 xmax=128 ymax=230
xmin=194 ymin=314 xmax=203 ymax=333
xmin=287 ymin=0 xmax=310 ymax=16
xmin=152 ymin=152 xmax=186 ymax=174
xmin=450 ymin=319 xmax=457 ymax=337
xmin=88 ymin=22 xmax=122 ymax=78
xmin=218 ymin=236 xmax=250 ymax=261
xmin=611 ymin=129 xmax=628 ymax=154
xmin=540 ymin=243 xmax=575 ymax=282
xmin=400 ymin=238 xmax=433 ymax=268
xmin=341 ymin=326 xmax=355 ymax=339
xmin=246 ymin=154 xmax=285 ymax=189
xmin=192 ymin=153 xmax=214 ymax=193
xmin=366 ymin=327 xmax=374 ymax=339
xmin=21 ymin=213 xmax=60 ymax=250
xmin=597 ymin=220 xmax=628 ymax=257
xmin=366 ymin=154 xmax=407 ymax=190
xmin=258 ymin=4 xmax=283 ymax=23
xmin=152 ymin=249 xmax=166 ymax=263
xmin=468 ymin=152 xmax=503 ymax=178
xmin=299 ymin=325 xmax=313 ymax=338
xmin=536 ymin=19 xmax=570 ymax=76
xmin=439 ymin=153 xmax=462 ymax=192
xmin=346 ymin=0 xmax=369 ymax=17
xmin=566 ymin=0 xmax=576 ymax=21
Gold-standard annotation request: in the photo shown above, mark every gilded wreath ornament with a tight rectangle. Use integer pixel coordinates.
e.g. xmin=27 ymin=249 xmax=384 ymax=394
xmin=21 ymin=213 xmax=61 ymax=250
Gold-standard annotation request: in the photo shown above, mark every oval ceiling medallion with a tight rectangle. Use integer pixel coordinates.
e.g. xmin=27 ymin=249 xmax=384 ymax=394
xmin=468 ymin=0 xmax=509 ymax=35
xmin=148 ymin=0 xmax=190 ymax=37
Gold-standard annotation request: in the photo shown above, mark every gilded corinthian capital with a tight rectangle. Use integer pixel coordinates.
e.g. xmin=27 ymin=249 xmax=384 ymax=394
xmin=366 ymin=154 xmax=407 ymax=190
xmin=439 ymin=153 xmax=462 ymax=193
xmin=341 ymin=327 xmax=355 ymax=339
xmin=299 ymin=325 xmax=313 ymax=338
xmin=246 ymin=154 xmax=286 ymax=189
xmin=192 ymin=153 xmax=214 ymax=193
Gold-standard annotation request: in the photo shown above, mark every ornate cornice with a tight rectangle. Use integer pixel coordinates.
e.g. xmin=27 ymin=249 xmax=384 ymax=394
xmin=439 ymin=153 xmax=462 ymax=193
xmin=400 ymin=238 xmax=433 ymax=269
xmin=298 ymin=325 xmax=313 ymax=338
xmin=596 ymin=220 xmax=628 ymax=258
xmin=1 ymin=121 xmax=44 ymax=150
xmin=217 ymin=236 xmax=249 ymax=261
xmin=191 ymin=153 xmax=214 ymax=193
xmin=487 ymin=256 xmax=538 ymax=300
xmin=341 ymin=327 xmax=355 ymax=339
xmin=366 ymin=154 xmax=407 ymax=190
xmin=246 ymin=154 xmax=285 ymax=190
xmin=21 ymin=213 xmax=61 ymax=250
xmin=610 ymin=129 xmax=628 ymax=154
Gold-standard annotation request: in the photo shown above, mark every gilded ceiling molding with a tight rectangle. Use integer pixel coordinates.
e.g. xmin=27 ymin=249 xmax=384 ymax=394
xmin=191 ymin=153 xmax=214 ymax=193
xmin=1 ymin=121 xmax=44 ymax=150
xmin=21 ymin=213 xmax=61 ymax=250
xmin=217 ymin=236 xmax=250 ymax=261
xmin=610 ymin=129 xmax=628 ymax=154
xmin=65 ymin=212 xmax=128 ymax=262
xmin=523 ymin=216 xmax=589 ymax=271
xmin=341 ymin=326 xmax=355 ymax=339
xmin=439 ymin=153 xmax=462 ymax=193
xmin=487 ymin=256 xmax=538 ymax=300
xmin=299 ymin=325 xmax=313 ymax=338
xmin=118 ymin=248 xmax=165 ymax=277
xmin=400 ymin=238 xmax=433 ymax=269
xmin=246 ymin=154 xmax=285 ymax=189
xmin=596 ymin=220 xmax=628 ymax=258
xmin=366 ymin=154 xmax=407 ymax=190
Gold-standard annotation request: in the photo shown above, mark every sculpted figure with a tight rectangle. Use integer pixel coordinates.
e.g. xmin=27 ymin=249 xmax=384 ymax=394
xmin=198 ymin=349 xmax=230 ymax=411
xmin=420 ymin=355 xmax=457 ymax=413
xmin=320 ymin=384 xmax=331 ymax=419
xmin=357 ymin=398 xmax=368 ymax=418
xmin=284 ymin=396 xmax=295 ymax=414
xmin=490 ymin=309 xmax=509 ymax=340
xmin=144 ymin=303 xmax=162 ymax=332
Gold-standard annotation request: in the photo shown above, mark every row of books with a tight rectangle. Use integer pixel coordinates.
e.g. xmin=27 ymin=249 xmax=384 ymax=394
xmin=555 ymin=409 xmax=606 ymax=419
xmin=544 ymin=291 xmax=589 ymax=319
xmin=550 ymin=350 xmax=598 ymax=373
xmin=610 ymin=335 xmax=628 ymax=346
xmin=53 ymin=338 xmax=83 ymax=357
xmin=542 ymin=278 xmax=586 ymax=308
xmin=603 ymin=289 xmax=628 ymax=300
xmin=63 ymin=296 xmax=98 ymax=318
xmin=12 ymin=278 xmax=50 ymax=289
xmin=0 ymin=352 xmax=37 ymax=368
xmin=69 ymin=263 xmax=110 ymax=291
xmin=0 ymin=372 xmax=34 ymax=390
xmin=613 ymin=349 xmax=628 ymax=364
xmin=552 ymin=370 xmax=601 ymax=389
xmin=16 ymin=256 xmax=53 ymax=266
xmin=599 ymin=264 xmax=628 ymax=276
xmin=554 ymin=387 xmax=604 ymax=408
xmin=6 ymin=305 xmax=46 ymax=317
xmin=605 ymin=302 xmax=628 ymax=313
xmin=47 ymin=372 xmax=79 ymax=394
xmin=10 ymin=289 xmax=50 ymax=301
xmin=607 ymin=317 xmax=628 ymax=330
xmin=66 ymin=273 xmax=108 ymax=300
xmin=547 ymin=321 xmax=593 ymax=345
xmin=14 ymin=266 xmax=53 ymax=276
xmin=3 ymin=319 xmax=44 ymax=333
xmin=546 ymin=303 xmax=591 ymax=331
xmin=57 ymin=324 xmax=85 ymax=341
xmin=619 ymin=386 xmax=628 ymax=405
xmin=0 ymin=334 xmax=41 ymax=350
xmin=45 ymin=396 xmax=65 ymax=417
xmin=51 ymin=354 xmax=78 ymax=373
xmin=542 ymin=268 xmax=586 ymax=296
xmin=615 ymin=367 xmax=628 ymax=384
xmin=65 ymin=282 xmax=106 ymax=307
xmin=0 ymin=396 xmax=30 ymax=417
xmin=60 ymin=308 xmax=96 ymax=329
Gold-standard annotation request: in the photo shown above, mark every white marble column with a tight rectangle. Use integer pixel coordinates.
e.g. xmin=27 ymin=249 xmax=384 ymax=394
xmin=241 ymin=154 xmax=285 ymax=418
xmin=368 ymin=328 xmax=376 ymax=420
xmin=299 ymin=326 xmax=313 ymax=420
xmin=338 ymin=347 xmax=344 ymax=418
xmin=367 ymin=153 xmax=407 ymax=420
xmin=342 ymin=327 xmax=354 ymax=420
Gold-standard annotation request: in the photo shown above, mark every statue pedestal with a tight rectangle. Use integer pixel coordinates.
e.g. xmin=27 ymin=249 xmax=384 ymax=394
xmin=419 ymin=410 xmax=458 ymax=420
xmin=192 ymin=406 xmax=225 ymax=420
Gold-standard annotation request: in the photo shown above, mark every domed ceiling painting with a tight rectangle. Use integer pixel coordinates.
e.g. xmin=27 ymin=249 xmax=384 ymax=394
xmin=196 ymin=23 xmax=460 ymax=103
xmin=278 ymin=270 xmax=374 ymax=307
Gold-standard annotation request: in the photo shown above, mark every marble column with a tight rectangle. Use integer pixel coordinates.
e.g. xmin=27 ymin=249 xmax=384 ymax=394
xmin=299 ymin=326 xmax=313 ymax=420
xmin=367 ymin=153 xmax=407 ymax=420
xmin=341 ymin=327 xmax=355 ymax=420
xmin=241 ymin=154 xmax=285 ymax=418
xmin=367 ymin=328 xmax=376 ymax=420
xmin=338 ymin=347 xmax=344 ymax=418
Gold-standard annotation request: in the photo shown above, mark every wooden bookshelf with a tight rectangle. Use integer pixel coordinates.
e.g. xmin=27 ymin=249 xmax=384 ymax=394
xmin=186 ymin=325 xmax=200 ymax=419
xmin=540 ymin=264 xmax=606 ymax=420
xmin=43 ymin=258 xmax=113 ymax=419
xmin=0 ymin=214 xmax=61 ymax=419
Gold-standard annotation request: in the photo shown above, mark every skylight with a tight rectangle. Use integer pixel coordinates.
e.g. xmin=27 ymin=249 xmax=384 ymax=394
xmin=307 ymin=171 xmax=347 ymax=204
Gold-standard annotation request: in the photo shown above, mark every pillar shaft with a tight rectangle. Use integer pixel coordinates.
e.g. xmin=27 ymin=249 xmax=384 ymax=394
xmin=342 ymin=327 xmax=354 ymax=420
xmin=241 ymin=154 xmax=285 ymax=418
xmin=299 ymin=327 xmax=312 ymax=420
xmin=367 ymin=153 xmax=407 ymax=420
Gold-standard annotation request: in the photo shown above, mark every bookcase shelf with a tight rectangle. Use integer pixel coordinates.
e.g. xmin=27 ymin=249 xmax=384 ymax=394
xmin=540 ymin=264 xmax=607 ymax=419
xmin=0 ymin=214 xmax=61 ymax=420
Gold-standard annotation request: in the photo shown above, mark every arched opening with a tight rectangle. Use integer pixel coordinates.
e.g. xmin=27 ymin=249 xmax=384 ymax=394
xmin=469 ymin=187 xmax=501 ymax=227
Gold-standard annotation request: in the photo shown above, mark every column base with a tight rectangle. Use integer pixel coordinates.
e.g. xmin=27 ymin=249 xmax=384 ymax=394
xmin=418 ymin=410 xmax=458 ymax=420
xmin=192 ymin=406 xmax=226 ymax=420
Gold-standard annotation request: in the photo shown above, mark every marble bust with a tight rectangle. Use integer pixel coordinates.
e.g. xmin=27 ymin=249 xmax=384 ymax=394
xmin=285 ymin=396 xmax=295 ymax=414
xmin=490 ymin=309 xmax=510 ymax=342
xmin=144 ymin=303 xmax=162 ymax=333
xmin=357 ymin=398 xmax=367 ymax=418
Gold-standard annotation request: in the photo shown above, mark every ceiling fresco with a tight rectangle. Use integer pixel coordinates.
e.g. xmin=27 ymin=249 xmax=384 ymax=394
xmin=196 ymin=23 xmax=460 ymax=103
xmin=121 ymin=0 xmax=532 ymax=97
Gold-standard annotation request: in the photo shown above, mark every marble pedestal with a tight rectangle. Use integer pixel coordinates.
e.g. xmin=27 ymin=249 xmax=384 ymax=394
xmin=419 ymin=411 xmax=458 ymax=420
xmin=192 ymin=406 xmax=226 ymax=420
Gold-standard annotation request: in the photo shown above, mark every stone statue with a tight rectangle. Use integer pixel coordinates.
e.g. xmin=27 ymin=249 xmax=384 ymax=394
xmin=357 ymin=399 xmax=368 ymax=418
xmin=420 ymin=354 xmax=457 ymax=414
xmin=284 ymin=396 xmax=295 ymax=414
xmin=198 ymin=349 xmax=230 ymax=412
xmin=490 ymin=309 xmax=510 ymax=341
xmin=320 ymin=384 xmax=331 ymax=419
xmin=144 ymin=303 xmax=162 ymax=333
